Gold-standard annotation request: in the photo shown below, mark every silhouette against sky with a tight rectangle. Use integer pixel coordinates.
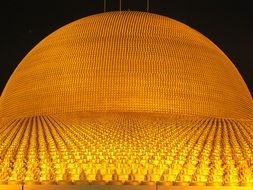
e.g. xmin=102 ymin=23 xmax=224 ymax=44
xmin=1 ymin=0 xmax=252 ymax=95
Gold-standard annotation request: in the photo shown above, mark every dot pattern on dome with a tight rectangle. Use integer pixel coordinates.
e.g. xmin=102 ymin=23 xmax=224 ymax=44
xmin=0 ymin=113 xmax=253 ymax=186
xmin=0 ymin=11 xmax=253 ymax=190
xmin=1 ymin=12 xmax=252 ymax=119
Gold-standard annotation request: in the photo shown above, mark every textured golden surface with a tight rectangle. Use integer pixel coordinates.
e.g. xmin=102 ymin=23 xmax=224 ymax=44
xmin=0 ymin=11 xmax=253 ymax=188
xmin=0 ymin=113 xmax=253 ymax=186
xmin=0 ymin=12 xmax=252 ymax=119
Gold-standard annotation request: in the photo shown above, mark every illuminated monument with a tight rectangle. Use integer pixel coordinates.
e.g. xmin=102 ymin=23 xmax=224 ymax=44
xmin=0 ymin=12 xmax=253 ymax=189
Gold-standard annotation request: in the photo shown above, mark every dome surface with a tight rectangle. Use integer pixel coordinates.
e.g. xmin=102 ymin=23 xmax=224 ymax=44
xmin=1 ymin=11 xmax=252 ymax=119
xmin=0 ymin=12 xmax=253 ymax=187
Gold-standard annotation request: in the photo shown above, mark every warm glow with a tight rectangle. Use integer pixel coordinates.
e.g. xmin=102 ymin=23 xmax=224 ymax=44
xmin=0 ymin=11 xmax=252 ymax=189
xmin=1 ymin=113 xmax=253 ymax=187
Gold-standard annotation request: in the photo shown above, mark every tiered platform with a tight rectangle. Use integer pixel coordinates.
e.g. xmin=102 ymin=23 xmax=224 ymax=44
xmin=0 ymin=113 xmax=253 ymax=189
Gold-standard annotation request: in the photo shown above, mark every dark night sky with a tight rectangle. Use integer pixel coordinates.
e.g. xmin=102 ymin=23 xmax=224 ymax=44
xmin=0 ymin=0 xmax=252 ymax=96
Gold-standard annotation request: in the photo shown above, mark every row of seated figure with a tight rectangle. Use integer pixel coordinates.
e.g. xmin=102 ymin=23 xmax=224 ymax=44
xmin=0 ymin=168 xmax=252 ymax=186
xmin=0 ymin=115 xmax=252 ymax=186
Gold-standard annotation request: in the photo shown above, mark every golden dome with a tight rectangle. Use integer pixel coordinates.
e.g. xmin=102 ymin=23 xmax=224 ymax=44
xmin=0 ymin=12 xmax=253 ymax=187
xmin=1 ymin=11 xmax=252 ymax=119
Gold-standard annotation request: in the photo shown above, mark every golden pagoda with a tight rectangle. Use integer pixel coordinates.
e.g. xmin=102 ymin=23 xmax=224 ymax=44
xmin=0 ymin=11 xmax=252 ymax=190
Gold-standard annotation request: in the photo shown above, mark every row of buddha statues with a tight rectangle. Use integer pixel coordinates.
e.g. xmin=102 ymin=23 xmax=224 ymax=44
xmin=0 ymin=168 xmax=252 ymax=186
xmin=0 ymin=116 xmax=252 ymax=186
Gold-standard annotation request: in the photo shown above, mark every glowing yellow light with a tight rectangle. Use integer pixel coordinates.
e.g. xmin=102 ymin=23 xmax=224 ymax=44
xmin=0 ymin=11 xmax=252 ymax=189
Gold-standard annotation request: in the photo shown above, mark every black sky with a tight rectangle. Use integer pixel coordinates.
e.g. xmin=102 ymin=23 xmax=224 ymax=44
xmin=0 ymin=0 xmax=252 ymax=96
